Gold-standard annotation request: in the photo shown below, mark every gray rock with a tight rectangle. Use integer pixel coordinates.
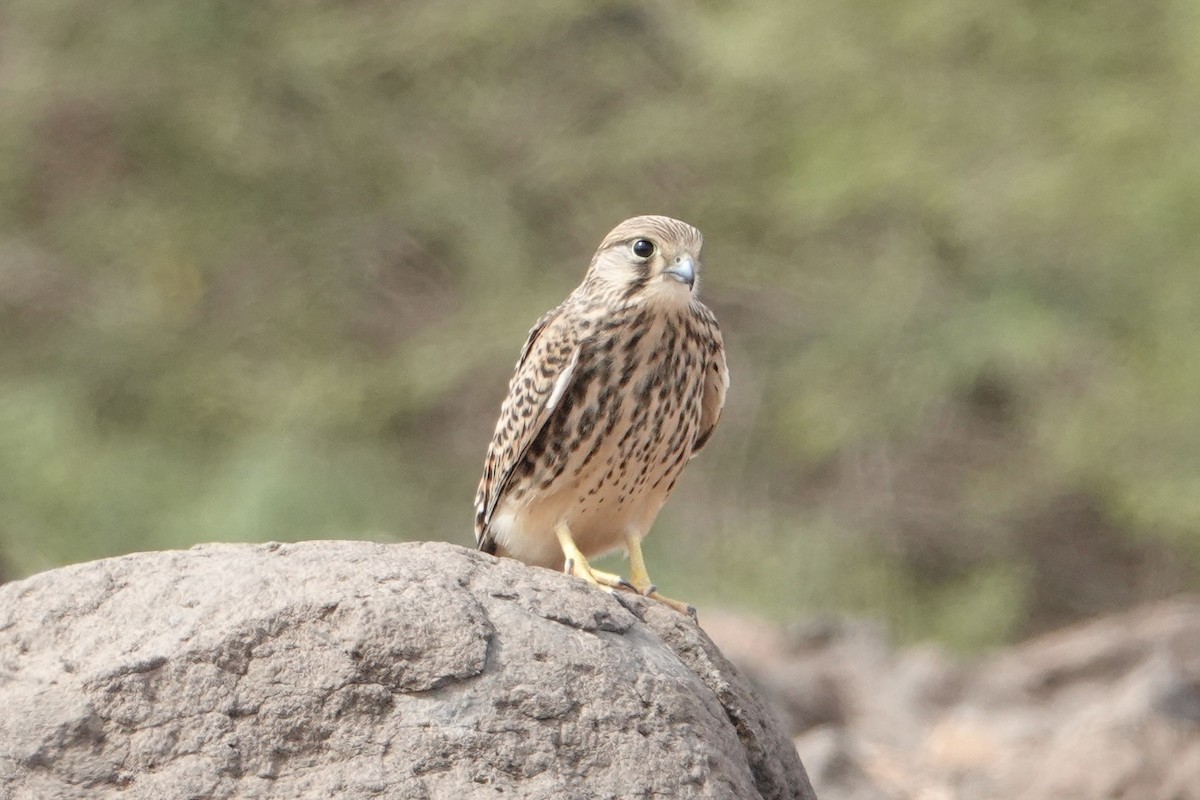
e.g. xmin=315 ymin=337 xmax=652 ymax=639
xmin=0 ymin=540 xmax=816 ymax=800
xmin=708 ymin=599 xmax=1200 ymax=800
xmin=791 ymin=727 xmax=888 ymax=800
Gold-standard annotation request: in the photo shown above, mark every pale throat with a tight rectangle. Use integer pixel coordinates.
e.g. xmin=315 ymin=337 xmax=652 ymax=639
xmin=640 ymin=276 xmax=696 ymax=309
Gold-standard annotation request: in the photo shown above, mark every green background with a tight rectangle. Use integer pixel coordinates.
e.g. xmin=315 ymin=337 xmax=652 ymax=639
xmin=3 ymin=0 xmax=1199 ymax=649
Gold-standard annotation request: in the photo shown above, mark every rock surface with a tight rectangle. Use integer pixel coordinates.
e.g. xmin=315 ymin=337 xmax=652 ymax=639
xmin=0 ymin=540 xmax=816 ymax=800
xmin=704 ymin=599 xmax=1200 ymax=800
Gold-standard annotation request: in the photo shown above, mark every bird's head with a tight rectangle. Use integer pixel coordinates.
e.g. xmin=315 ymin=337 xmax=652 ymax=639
xmin=584 ymin=215 xmax=704 ymax=305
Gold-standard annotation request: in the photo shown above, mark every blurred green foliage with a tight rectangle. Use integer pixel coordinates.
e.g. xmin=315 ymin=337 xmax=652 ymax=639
xmin=2 ymin=0 xmax=1199 ymax=648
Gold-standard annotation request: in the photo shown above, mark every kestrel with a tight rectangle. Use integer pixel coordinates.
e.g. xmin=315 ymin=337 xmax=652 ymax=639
xmin=474 ymin=215 xmax=729 ymax=615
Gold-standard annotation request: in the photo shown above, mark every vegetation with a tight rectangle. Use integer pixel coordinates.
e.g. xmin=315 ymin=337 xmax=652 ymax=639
xmin=3 ymin=0 xmax=1198 ymax=648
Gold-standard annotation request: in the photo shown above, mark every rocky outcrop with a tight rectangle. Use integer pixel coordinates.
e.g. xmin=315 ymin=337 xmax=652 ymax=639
xmin=705 ymin=600 xmax=1200 ymax=800
xmin=0 ymin=540 xmax=816 ymax=800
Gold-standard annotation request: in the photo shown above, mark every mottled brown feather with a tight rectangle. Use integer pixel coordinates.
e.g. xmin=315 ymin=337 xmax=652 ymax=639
xmin=691 ymin=304 xmax=728 ymax=455
xmin=474 ymin=306 xmax=578 ymax=551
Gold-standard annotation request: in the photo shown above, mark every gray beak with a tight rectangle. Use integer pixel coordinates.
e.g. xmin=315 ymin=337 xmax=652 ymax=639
xmin=664 ymin=255 xmax=696 ymax=288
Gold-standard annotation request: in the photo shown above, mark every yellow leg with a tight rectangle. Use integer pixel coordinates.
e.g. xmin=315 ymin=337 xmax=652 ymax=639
xmin=626 ymin=533 xmax=656 ymax=595
xmin=555 ymin=523 xmax=633 ymax=591
xmin=625 ymin=533 xmax=697 ymax=619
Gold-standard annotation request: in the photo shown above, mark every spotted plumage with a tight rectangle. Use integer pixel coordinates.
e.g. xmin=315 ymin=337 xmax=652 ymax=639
xmin=474 ymin=215 xmax=729 ymax=613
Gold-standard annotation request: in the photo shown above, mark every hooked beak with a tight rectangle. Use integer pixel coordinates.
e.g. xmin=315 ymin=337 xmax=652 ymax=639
xmin=663 ymin=255 xmax=696 ymax=289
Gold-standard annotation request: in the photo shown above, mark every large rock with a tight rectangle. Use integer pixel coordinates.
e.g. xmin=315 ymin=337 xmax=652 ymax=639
xmin=0 ymin=540 xmax=816 ymax=800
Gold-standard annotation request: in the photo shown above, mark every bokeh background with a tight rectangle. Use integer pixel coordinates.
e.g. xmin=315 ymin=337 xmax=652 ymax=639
xmin=3 ymin=0 xmax=1199 ymax=650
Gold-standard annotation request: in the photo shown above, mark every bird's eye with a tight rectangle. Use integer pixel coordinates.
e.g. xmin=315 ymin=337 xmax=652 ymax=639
xmin=631 ymin=239 xmax=656 ymax=259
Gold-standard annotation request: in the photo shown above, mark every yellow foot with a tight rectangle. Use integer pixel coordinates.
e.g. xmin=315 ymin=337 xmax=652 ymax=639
xmin=555 ymin=523 xmax=634 ymax=592
xmin=625 ymin=533 xmax=697 ymax=620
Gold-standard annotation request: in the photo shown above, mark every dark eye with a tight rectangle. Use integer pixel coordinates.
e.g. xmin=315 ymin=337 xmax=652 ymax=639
xmin=631 ymin=239 xmax=655 ymax=259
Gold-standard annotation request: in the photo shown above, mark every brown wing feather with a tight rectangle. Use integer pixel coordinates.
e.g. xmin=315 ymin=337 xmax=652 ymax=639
xmin=475 ymin=306 xmax=581 ymax=551
xmin=691 ymin=305 xmax=729 ymax=456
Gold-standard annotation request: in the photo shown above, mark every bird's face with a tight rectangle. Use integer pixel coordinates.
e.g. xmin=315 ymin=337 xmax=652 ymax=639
xmin=585 ymin=216 xmax=704 ymax=305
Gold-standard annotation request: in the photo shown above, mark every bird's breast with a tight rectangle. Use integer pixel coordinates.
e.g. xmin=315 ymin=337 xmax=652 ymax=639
xmin=499 ymin=307 xmax=709 ymax=560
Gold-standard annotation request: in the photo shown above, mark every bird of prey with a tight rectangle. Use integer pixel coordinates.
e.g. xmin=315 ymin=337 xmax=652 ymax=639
xmin=474 ymin=215 xmax=729 ymax=615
